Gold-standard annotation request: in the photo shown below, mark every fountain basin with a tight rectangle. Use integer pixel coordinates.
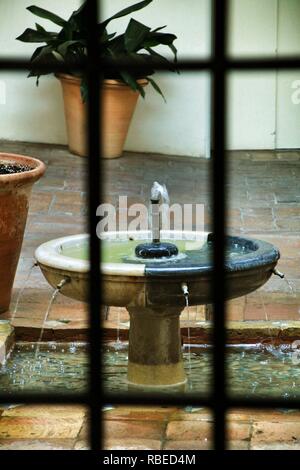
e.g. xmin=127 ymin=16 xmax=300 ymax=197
xmin=35 ymin=230 xmax=280 ymax=387
xmin=35 ymin=231 xmax=280 ymax=307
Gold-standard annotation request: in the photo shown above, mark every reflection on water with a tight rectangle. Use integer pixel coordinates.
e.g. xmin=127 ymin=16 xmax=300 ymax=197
xmin=1 ymin=342 xmax=300 ymax=398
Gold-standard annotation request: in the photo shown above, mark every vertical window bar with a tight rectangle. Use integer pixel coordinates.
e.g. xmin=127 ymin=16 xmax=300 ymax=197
xmin=1 ymin=0 xmax=300 ymax=454
xmin=211 ymin=0 xmax=228 ymax=451
xmin=85 ymin=0 xmax=102 ymax=452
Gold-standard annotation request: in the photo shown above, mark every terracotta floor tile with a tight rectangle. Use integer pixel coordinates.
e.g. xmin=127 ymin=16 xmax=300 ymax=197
xmin=74 ymin=439 xmax=90 ymax=450
xmin=105 ymin=406 xmax=178 ymax=422
xmin=104 ymin=438 xmax=162 ymax=450
xmin=227 ymin=421 xmax=251 ymax=441
xmin=0 ymin=439 xmax=76 ymax=450
xmin=170 ymin=408 xmax=212 ymax=422
xmin=228 ymin=440 xmax=250 ymax=450
xmin=250 ymin=442 xmax=300 ymax=450
xmin=0 ymin=417 xmax=83 ymax=439
xmin=166 ymin=420 xmax=212 ymax=441
xmin=163 ymin=439 xmax=212 ymax=450
xmin=2 ymin=405 xmax=87 ymax=419
xmin=251 ymin=421 xmax=300 ymax=445
xmin=103 ymin=420 xmax=165 ymax=440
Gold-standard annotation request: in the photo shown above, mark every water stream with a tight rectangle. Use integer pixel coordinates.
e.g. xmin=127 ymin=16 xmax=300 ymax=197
xmin=184 ymin=294 xmax=193 ymax=382
xmin=259 ymin=290 xmax=273 ymax=336
xmin=34 ymin=287 xmax=61 ymax=360
xmin=284 ymin=277 xmax=296 ymax=296
xmin=116 ymin=308 xmax=122 ymax=349
xmin=34 ymin=278 xmax=69 ymax=359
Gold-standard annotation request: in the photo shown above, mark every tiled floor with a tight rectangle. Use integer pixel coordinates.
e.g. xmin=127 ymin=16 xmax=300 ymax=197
xmin=1 ymin=142 xmax=300 ymax=451
xmin=0 ymin=404 xmax=299 ymax=450
xmin=0 ymin=141 xmax=299 ymax=337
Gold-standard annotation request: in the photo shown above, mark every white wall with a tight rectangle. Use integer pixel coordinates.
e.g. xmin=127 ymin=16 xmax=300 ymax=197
xmin=0 ymin=0 xmax=299 ymax=155
xmin=228 ymin=0 xmax=300 ymax=150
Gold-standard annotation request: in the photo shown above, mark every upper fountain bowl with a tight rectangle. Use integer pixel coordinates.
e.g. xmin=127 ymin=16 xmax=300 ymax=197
xmin=35 ymin=231 xmax=280 ymax=307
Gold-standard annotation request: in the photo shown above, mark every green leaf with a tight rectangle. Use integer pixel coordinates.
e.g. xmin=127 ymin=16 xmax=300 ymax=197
xmin=80 ymin=76 xmax=88 ymax=102
xmin=28 ymin=46 xmax=59 ymax=78
xmin=30 ymin=45 xmax=45 ymax=61
xmin=16 ymin=28 xmax=57 ymax=43
xmin=100 ymin=30 xmax=116 ymax=44
xmin=124 ymin=19 xmax=150 ymax=53
xmin=27 ymin=5 xmax=66 ymax=27
xmin=145 ymin=47 xmax=176 ymax=70
xmin=102 ymin=0 xmax=152 ymax=27
xmin=152 ymin=25 xmax=167 ymax=33
xmin=143 ymin=31 xmax=177 ymax=48
xmin=147 ymin=76 xmax=166 ymax=102
xmin=57 ymin=40 xmax=85 ymax=56
xmin=35 ymin=23 xmax=45 ymax=32
xmin=68 ymin=2 xmax=88 ymax=31
xmin=52 ymin=50 xmax=64 ymax=62
xmin=107 ymin=34 xmax=126 ymax=54
xmin=30 ymin=44 xmax=53 ymax=62
xmin=168 ymin=43 xmax=178 ymax=63
xmin=120 ymin=71 xmax=145 ymax=98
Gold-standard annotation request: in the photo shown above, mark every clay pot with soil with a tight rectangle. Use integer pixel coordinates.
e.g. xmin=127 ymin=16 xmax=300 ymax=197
xmin=0 ymin=153 xmax=45 ymax=313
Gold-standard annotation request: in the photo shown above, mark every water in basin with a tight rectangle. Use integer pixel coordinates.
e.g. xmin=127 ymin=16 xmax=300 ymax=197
xmin=1 ymin=342 xmax=300 ymax=399
xmin=61 ymin=238 xmax=254 ymax=264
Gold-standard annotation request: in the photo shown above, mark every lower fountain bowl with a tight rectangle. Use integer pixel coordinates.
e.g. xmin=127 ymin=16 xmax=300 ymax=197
xmin=35 ymin=230 xmax=280 ymax=388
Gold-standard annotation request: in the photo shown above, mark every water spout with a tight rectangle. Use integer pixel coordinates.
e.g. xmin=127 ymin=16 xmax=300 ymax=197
xmin=181 ymin=282 xmax=189 ymax=307
xmin=272 ymin=268 xmax=285 ymax=279
xmin=271 ymin=268 xmax=296 ymax=296
xmin=135 ymin=182 xmax=177 ymax=259
xmin=150 ymin=181 xmax=169 ymax=244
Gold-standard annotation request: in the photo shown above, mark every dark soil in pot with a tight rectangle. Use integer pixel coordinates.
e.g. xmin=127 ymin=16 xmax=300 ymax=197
xmin=0 ymin=163 xmax=32 ymax=175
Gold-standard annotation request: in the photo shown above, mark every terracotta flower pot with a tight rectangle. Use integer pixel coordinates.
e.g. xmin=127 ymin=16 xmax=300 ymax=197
xmin=57 ymin=74 xmax=147 ymax=159
xmin=0 ymin=153 xmax=45 ymax=313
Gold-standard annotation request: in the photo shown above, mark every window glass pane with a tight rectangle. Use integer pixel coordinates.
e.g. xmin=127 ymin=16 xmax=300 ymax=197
xmin=226 ymin=70 xmax=300 ymax=402
xmin=0 ymin=70 xmax=89 ymax=397
xmin=228 ymin=0 xmax=300 ymax=58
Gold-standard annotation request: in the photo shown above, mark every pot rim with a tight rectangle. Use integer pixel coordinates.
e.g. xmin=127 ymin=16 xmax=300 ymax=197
xmin=55 ymin=73 xmax=148 ymax=88
xmin=0 ymin=152 xmax=46 ymax=188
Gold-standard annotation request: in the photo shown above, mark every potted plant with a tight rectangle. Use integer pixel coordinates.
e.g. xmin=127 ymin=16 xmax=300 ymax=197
xmin=17 ymin=0 xmax=178 ymax=158
xmin=0 ymin=153 xmax=45 ymax=313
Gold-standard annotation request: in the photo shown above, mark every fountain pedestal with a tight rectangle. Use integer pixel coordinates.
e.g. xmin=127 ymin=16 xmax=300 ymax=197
xmin=127 ymin=306 xmax=186 ymax=387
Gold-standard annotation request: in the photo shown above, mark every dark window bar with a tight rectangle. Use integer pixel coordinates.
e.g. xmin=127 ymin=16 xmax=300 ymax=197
xmin=0 ymin=0 xmax=300 ymax=453
xmin=85 ymin=0 xmax=102 ymax=452
xmin=211 ymin=0 xmax=227 ymax=451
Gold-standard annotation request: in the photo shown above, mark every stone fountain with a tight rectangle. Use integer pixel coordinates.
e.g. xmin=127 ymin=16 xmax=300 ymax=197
xmin=35 ymin=183 xmax=281 ymax=388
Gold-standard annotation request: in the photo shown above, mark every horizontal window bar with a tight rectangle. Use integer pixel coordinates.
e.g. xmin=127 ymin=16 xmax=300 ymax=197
xmin=1 ymin=57 xmax=300 ymax=73
xmin=101 ymin=394 xmax=300 ymax=409
xmin=1 ymin=393 xmax=299 ymax=409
